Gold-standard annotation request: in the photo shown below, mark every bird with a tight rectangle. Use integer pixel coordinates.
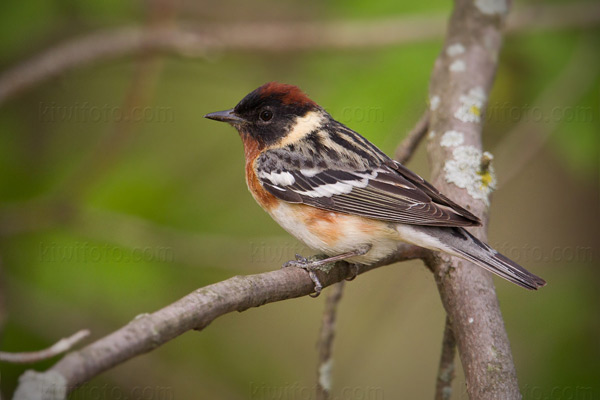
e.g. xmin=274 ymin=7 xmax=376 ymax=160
xmin=204 ymin=82 xmax=546 ymax=295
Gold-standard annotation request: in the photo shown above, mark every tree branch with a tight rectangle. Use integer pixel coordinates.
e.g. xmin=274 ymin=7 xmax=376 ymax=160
xmin=315 ymin=281 xmax=345 ymax=400
xmin=434 ymin=317 xmax=456 ymax=400
xmin=0 ymin=330 xmax=90 ymax=364
xmin=394 ymin=110 xmax=430 ymax=164
xmin=13 ymin=245 xmax=427 ymax=398
xmin=0 ymin=2 xmax=598 ymax=106
xmin=6 ymin=1 xmax=567 ymax=396
xmin=425 ymin=0 xmax=521 ymax=398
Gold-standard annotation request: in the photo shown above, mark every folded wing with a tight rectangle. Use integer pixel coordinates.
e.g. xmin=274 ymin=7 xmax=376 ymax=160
xmin=256 ymin=149 xmax=481 ymax=227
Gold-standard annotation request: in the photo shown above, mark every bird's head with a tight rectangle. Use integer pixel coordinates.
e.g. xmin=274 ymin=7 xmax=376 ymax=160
xmin=204 ymin=82 xmax=323 ymax=147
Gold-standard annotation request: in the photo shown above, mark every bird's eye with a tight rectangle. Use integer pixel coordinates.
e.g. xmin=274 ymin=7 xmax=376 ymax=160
xmin=259 ymin=110 xmax=273 ymax=122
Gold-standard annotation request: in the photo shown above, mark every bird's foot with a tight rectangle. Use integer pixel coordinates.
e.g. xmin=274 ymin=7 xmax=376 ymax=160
xmin=283 ymin=254 xmax=333 ymax=297
xmin=282 ymin=245 xmax=371 ymax=297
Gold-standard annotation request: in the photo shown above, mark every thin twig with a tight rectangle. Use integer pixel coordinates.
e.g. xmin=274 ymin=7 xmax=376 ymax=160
xmin=434 ymin=317 xmax=456 ymax=400
xmin=316 ymin=281 xmax=345 ymax=400
xmin=394 ymin=110 xmax=430 ymax=164
xmin=0 ymin=27 xmax=212 ymax=106
xmin=0 ymin=330 xmax=90 ymax=364
xmin=0 ymin=2 xmax=598 ymax=105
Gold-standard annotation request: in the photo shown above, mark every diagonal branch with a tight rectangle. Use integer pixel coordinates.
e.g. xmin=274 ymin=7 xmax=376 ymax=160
xmin=13 ymin=244 xmax=427 ymax=398
xmin=394 ymin=110 xmax=430 ymax=164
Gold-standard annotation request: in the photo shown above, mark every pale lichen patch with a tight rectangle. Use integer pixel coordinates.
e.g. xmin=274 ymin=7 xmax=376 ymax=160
xmin=318 ymin=358 xmax=333 ymax=392
xmin=444 ymin=146 xmax=497 ymax=205
xmin=450 ymin=59 xmax=466 ymax=72
xmin=430 ymin=95 xmax=441 ymax=111
xmin=475 ymin=0 xmax=507 ymax=15
xmin=440 ymin=130 xmax=464 ymax=147
xmin=428 ymin=130 xmax=437 ymax=139
xmin=454 ymin=87 xmax=486 ymax=123
xmin=446 ymin=43 xmax=465 ymax=57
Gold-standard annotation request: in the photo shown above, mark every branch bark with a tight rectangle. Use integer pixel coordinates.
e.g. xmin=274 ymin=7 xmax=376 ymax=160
xmin=13 ymin=245 xmax=427 ymax=398
xmin=426 ymin=0 xmax=521 ymax=398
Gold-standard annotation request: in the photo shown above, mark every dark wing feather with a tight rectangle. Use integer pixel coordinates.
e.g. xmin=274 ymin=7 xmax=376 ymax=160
xmin=255 ymin=145 xmax=481 ymax=227
xmin=385 ymin=160 xmax=480 ymax=222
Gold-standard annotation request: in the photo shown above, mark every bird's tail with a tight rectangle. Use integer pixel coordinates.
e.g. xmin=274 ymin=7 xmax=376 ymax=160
xmin=413 ymin=226 xmax=546 ymax=290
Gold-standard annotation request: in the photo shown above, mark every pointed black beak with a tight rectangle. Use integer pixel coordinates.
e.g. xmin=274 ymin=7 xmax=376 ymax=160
xmin=204 ymin=109 xmax=246 ymax=125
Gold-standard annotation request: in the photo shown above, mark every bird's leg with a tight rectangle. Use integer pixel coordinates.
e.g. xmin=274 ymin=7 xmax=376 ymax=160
xmin=282 ymin=245 xmax=371 ymax=297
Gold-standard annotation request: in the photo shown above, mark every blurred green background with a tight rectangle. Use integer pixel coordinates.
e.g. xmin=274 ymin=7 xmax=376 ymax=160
xmin=0 ymin=0 xmax=598 ymax=399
